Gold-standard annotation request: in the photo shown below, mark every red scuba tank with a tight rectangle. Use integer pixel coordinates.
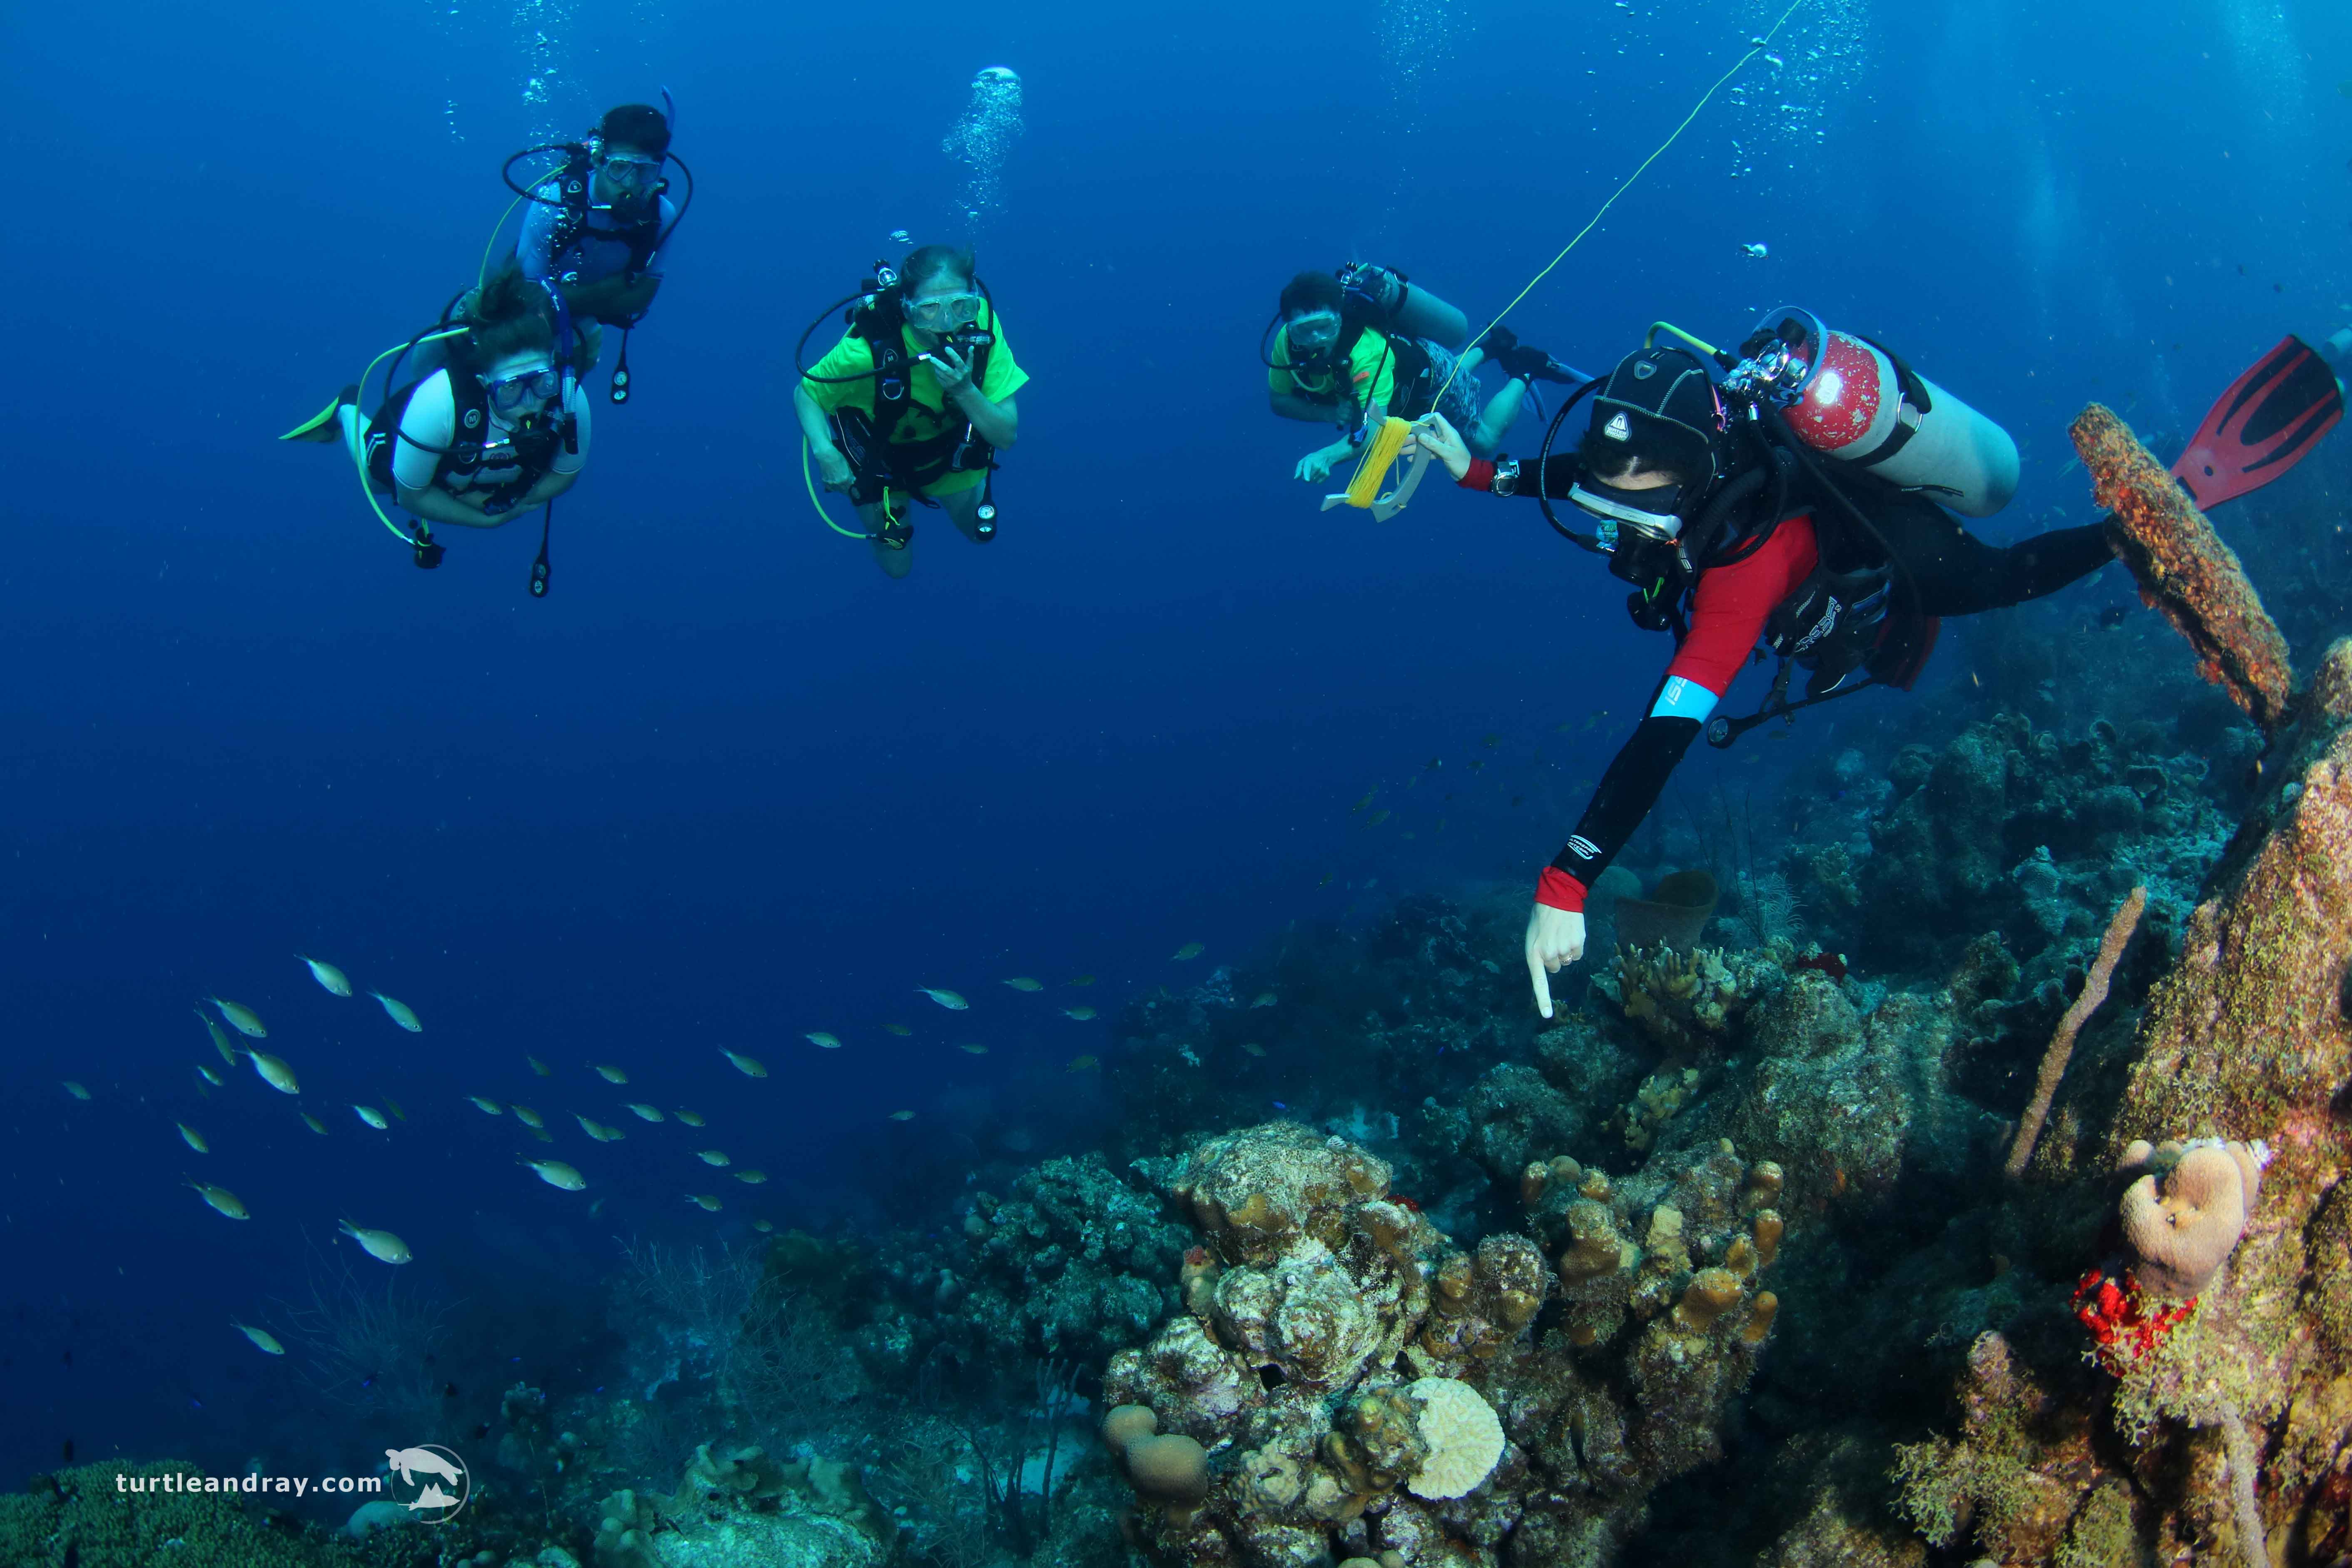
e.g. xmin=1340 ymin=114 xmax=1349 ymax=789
xmin=1742 ymin=310 xmax=2021 ymax=518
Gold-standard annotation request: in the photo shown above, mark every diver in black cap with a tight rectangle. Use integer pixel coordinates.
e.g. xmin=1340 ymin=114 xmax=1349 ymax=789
xmin=1406 ymin=337 xmax=2119 ymax=1016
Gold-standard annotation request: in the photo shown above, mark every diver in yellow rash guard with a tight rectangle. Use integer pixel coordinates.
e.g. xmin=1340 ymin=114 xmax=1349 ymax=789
xmin=1266 ymin=269 xmax=1580 ymax=485
xmin=792 ymin=244 xmax=1026 ymax=580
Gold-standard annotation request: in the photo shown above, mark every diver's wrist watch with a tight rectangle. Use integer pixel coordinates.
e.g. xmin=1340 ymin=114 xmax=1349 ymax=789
xmin=1491 ymin=458 xmax=1520 ymax=496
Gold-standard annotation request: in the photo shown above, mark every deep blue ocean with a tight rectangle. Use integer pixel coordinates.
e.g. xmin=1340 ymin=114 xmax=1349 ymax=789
xmin=4 ymin=0 xmax=2349 ymax=1512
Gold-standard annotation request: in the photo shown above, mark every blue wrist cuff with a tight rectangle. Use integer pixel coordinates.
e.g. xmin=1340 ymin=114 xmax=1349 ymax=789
xmin=1650 ymin=676 xmax=1720 ymax=722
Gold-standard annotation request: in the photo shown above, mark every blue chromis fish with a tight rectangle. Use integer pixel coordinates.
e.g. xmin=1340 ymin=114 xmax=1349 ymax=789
xmin=1172 ymin=943 xmax=1205 ymax=961
xmin=521 ymin=1157 xmax=586 ymax=1191
xmin=195 ymin=1010 xmax=239 ymax=1065
xmin=918 ymin=987 xmax=970 ymax=1010
xmin=1002 ymin=978 xmax=1043 ymax=992
xmin=298 ymin=956 xmax=353 ymax=997
xmin=209 ymin=998 xmax=267 ymax=1039
xmin=338 ymin=1220 xmax=412 ymax=1264
xmin=592 ymin=1063 xmax=629 ymax=1084
xmin=186 ymin=1178 xmax=249 ymax=1220
xmin=368 ymin=992 xmax=422 ymax=1032
xmin=353 ymin=1105 xmax=389 ymax=1130
xmin=177 ymin=1122 xmax=208 ymax=1154
xmin=246 ymin=1050 xmax=300 ymax=1095
xmin=231 ymin=1322 xmax=284 ymax=1355
xmin=805 ymin=1032 xmax=843 ymax=1049
xmin=722 ymin=1049 xmax=768 ymax=1078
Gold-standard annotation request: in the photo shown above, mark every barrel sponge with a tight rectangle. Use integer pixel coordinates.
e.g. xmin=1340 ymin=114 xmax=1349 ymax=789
xmin=2119 ymin=1139 xmax=2263 ymax=1299
xmin=1402 ymin=1376 xmax=1505 ymax=1499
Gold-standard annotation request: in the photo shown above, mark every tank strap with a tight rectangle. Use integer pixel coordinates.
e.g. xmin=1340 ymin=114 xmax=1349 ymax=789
xmin=1844 ymin=337 xmax=1934 ymax=470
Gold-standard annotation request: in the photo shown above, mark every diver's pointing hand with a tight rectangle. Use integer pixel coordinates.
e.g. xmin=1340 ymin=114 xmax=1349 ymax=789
xmin=1404 ymin=414 xmax=1472 ymax=480
xmin=1523 ymin=903 xmax=1585 ymax=1020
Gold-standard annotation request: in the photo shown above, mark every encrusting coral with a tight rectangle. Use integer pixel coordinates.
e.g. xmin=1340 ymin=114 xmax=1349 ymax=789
xmin=2071 ymin=401 xmax=2294 ymax=732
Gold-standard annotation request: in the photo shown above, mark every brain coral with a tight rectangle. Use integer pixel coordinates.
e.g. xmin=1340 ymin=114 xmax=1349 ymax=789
xmin=1403 ymin=1376 xmax=1504 ymax=1499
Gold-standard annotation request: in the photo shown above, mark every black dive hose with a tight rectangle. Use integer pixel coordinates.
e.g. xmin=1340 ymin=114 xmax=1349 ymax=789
xmin=1531 ymin=376 xmax=1607 ymax=550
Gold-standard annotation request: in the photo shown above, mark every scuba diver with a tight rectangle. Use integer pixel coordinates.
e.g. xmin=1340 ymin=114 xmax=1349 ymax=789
xmin=1267 ymin=264 xmax=1580 ymax=484
xmin=1401 ymin=311 xmax=2345 ymax=1015
xmin=508 ymin=98 xmax=690 ymax=403
xmin=792 ymin=244 xmax=1025 ymax=580
xmin=281 ymin=262 xmax=591 ymax=585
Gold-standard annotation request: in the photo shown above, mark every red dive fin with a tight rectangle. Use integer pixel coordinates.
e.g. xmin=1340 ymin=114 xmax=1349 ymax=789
xmin=2172 ymin=335 xmax=2343 ymax=510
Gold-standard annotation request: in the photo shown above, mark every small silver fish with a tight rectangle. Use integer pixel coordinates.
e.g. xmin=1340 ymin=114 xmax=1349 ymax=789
xmin=369 ymin=992 xmax=423 ymax=1032
xmin=354 ymin=1105 xmax=389 ymax=1130
xmin=177 ymin=1122 xmax=209 ymax=1154
xmin=722 ymin=1049 xmax=768 ymax=1078
xmin=232 ymin=1322 xmax=285 ymax=1355
xmin=298 ymin=955 xmax=353 ymax=997
xmin=339 ymin=1219 xmax=412 ymax=1264
xmin=186 ymin=1177 xmax=249 ymax=1220
xmin=522 ymin=1157 xmax=587 ymax=1190
xmin=591 ymin=1063 xmax=628 ymax=1084
xmin=209 ymin=997 xmax=267 ymax=1039
xmin=918 ymin=987 xmax=970 ymax=1010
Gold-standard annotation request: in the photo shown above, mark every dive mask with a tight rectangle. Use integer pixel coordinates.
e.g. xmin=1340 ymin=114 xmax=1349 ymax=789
xmin=1567 ymin=473 xmax=1689 ymax=542
xmin=1285 ymin=310 xmax=1341 ymax=354
xmin=598 ymin=153 xmax=665 ymax=192
xmin=905 ymin=290 xmax=985 ymax=331
xmin=482 ymin=366 xmax=563 ymax=416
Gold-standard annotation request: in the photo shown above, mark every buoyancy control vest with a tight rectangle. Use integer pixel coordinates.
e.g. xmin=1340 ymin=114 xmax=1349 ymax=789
xmin=827 ymin=286 xmax=998 ymax=501
xmin=541 ymin=152 xmax=666 ymax=295
xmin=364 ymin=371 xmax=575 ymax=516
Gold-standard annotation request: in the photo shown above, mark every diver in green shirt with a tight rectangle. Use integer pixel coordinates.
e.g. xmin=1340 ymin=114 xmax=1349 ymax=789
xmin=794 ymin=245 xmax=1027 ymax=579
xmin=1266 ymin=266 xmax=1579 ymax=483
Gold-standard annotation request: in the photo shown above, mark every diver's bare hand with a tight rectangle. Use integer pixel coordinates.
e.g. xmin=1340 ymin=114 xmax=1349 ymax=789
xmin=923 ymin=344 xmax=977 ymax=398
xmin=1296 ymin=446 xmax=1344 ymax=484
xmin=1524 ymin=903 xmax=1585 ymax=1020
xmin=1404 ymin=414 xmax=1472 ymax=480
xmin=815 ymin=447 xmax=856 ymax=490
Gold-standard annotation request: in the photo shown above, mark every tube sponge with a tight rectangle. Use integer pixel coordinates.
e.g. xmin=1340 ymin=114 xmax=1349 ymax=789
xmin=1403 ymin=1376 xmax=1505 ymax=1499
xmin=2119 ymin=1139 xmax=2265 ymax=1298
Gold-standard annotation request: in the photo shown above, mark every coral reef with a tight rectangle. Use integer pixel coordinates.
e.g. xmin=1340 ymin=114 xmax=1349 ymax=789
xmin=865 ymin=1150 xmax=1188 ymax=1376
xmin=0 ymin=1462 xmax=378 ymax=1568
xmin=596 ymin=1442 xmax=898 ymax=1568
xmin=1104 ymin=1121 xmax=1782 ymax=1566
xmin=2073 ymin=401 xmax=2295 ymax=732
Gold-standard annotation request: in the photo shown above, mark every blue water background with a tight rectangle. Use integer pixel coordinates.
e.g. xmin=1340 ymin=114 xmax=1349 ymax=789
xmin=3 ymin=0 xmax=2348 ymax=1493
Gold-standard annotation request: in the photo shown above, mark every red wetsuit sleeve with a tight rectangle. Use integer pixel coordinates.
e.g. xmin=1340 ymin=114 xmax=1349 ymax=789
xmin=1459 ymin=458 xmax=1497 ymax=490
xmin=1663 ymin=513 xmax=1821 ymax=697
xmin=1535 ymin=866 xmax=1586 ymax=913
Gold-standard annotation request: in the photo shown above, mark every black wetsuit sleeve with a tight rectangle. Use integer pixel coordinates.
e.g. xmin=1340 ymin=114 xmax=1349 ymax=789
xmin=1511 ymin=453 xmax=1585 ymax=500
xmin=1550 ymin=713 xmax=1703 ymax=887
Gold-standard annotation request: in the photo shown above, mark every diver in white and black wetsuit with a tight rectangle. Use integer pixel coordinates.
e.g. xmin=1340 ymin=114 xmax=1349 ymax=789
xmin=282 ymin=264 xmax=592 ymax=572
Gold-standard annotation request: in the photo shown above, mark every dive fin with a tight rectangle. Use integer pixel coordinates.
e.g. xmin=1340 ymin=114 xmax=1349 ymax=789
xmin=2172 ymin=336 xmax=2343 ymax=509
xmin=280 ymin=385 xmax=360 ymax=443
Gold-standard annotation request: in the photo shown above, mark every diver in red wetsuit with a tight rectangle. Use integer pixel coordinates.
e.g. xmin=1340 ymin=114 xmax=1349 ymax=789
xmin=1406 ymin=343 xmax=2116 ymax=1017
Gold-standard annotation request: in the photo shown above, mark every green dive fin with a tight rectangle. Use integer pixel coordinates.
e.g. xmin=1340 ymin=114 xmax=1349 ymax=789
xmin=280 ymin=385 xmax=360 ymax=443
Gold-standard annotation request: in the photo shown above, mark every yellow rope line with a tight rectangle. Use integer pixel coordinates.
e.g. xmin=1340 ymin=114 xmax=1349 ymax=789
xmin=1433 ymin=0 xmax=1809 ymax=407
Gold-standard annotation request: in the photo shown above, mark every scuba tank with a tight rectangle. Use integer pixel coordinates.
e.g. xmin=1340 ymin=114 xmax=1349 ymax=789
xmin=1727 ymin=307 xmax=2019 ymax=518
